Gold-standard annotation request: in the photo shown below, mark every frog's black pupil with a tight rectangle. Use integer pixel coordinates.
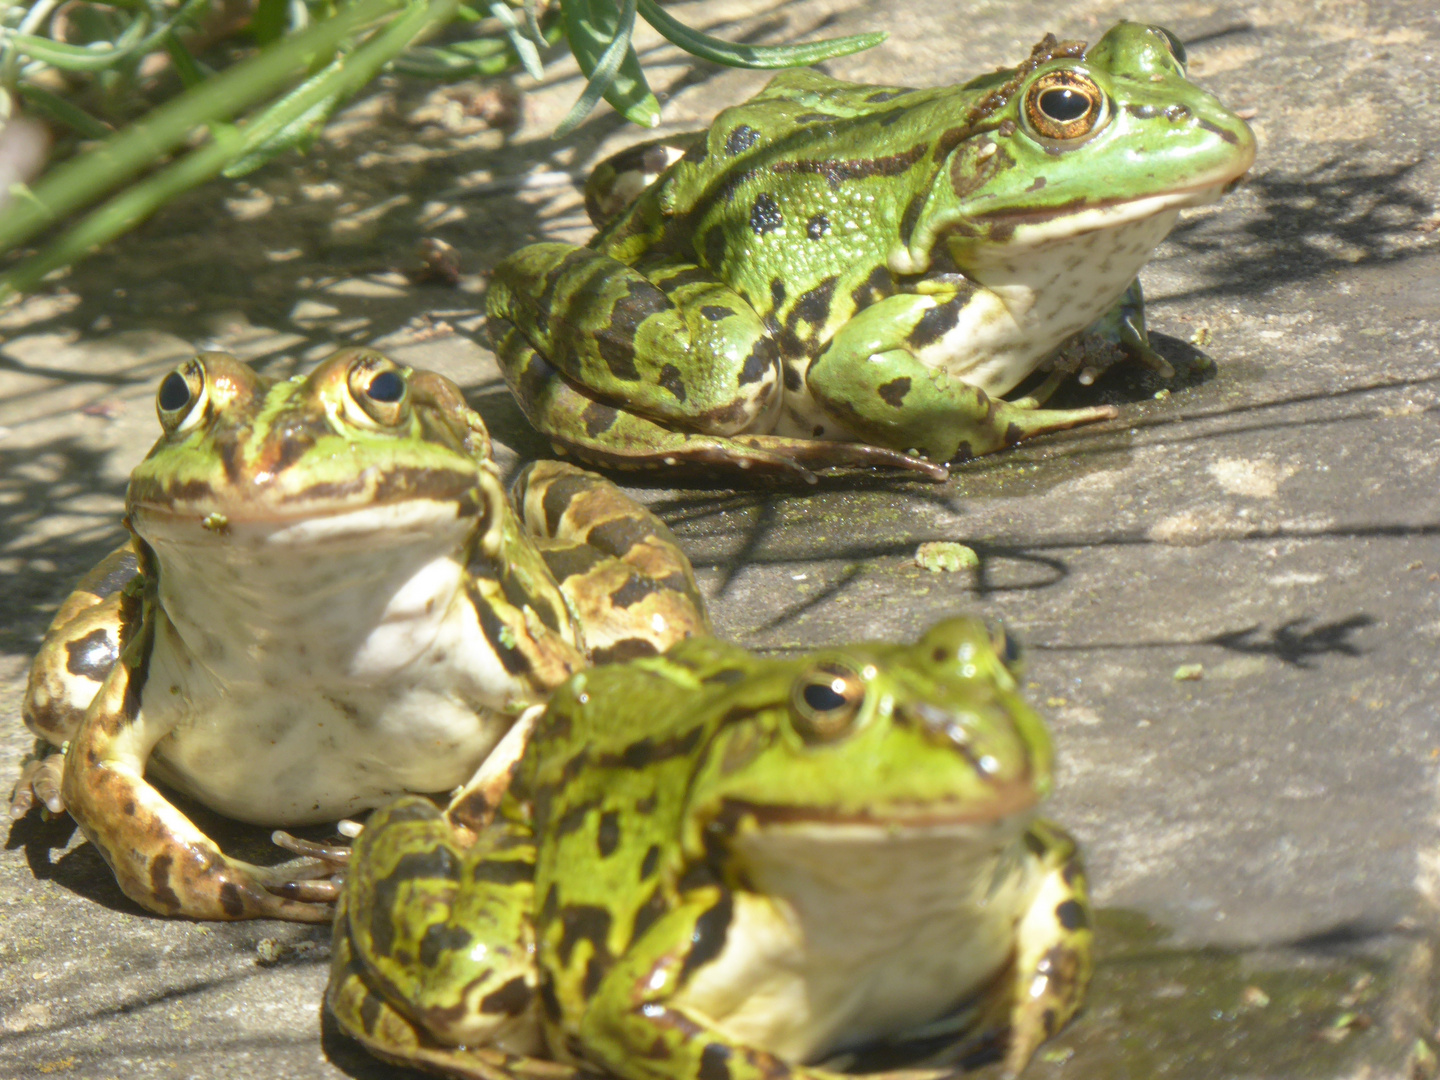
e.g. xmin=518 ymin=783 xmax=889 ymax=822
xmin=367 ymin=369 xmax=405 ymax=403
xmin=158 ymin=371 xmax=191 ymax=412
xmin=1158 ymin=27 xmax=1188 ymax=65
xmin=1039 ymin=88 xmax=1091 ymax=123
xmin=803 ymin=682 xmax=847 ymax=712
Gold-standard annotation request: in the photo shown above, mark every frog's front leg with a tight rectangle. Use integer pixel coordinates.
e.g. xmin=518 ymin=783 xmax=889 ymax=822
xmin=578 ymin=886 xmax=843 ymax=1080
xmin=61 ymin=629 xmax=337 ymax=921
xmin=806 ymin=292 xmax=1119 ymax=462
xmin=490 ymin=245 xmax=944 ymax=481
xmin=332 ymin=798 xmax=555 ymax=1077
xmin=997 ymin=821 xmax=1093 ymax=1077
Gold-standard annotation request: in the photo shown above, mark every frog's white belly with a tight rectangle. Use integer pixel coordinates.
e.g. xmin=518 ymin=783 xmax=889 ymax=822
xmin=673 ymin=819 xmax=1039 ymax=1063
xmin=132 ymin=504 xmax=530 ymax=825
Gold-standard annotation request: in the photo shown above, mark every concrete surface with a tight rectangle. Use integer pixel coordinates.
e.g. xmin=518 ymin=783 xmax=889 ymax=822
xmin=3 ymin=0 xmax=1439 ymax=1076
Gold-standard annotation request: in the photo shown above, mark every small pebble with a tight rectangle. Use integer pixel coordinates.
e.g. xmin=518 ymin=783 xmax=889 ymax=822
xmin=914 ymin=541 xmax=978 ymax=573
xmin=1173 ymin=663 xmax=1204 ymax=681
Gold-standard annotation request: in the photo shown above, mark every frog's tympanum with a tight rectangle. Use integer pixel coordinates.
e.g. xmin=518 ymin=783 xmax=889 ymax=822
xmin=487 ymin=22 xmax=1255 ymax=482
xmin=330 ymin=618 xmax=1091 ymax=1079
xmin=9 ymin=349 xmax=709 ymax=921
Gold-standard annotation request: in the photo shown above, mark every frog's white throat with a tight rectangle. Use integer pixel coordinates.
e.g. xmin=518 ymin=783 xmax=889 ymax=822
xmin=133 ymin=498 xmax=479 ymax=684
xmin=917 ymin=183 xmax=1228 ymax=398
xmin=674 ymin=815 xmax=1040 ymax=1064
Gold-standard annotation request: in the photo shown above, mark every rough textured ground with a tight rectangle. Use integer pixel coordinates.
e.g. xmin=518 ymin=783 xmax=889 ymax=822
xmin=3 ymin=0 xmax=1439 ymax=1076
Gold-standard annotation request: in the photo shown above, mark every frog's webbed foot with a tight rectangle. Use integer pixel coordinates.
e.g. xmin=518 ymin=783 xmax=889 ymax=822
xmin=1025 ymin=279 xmax=1174 ymax=406
xmin=9 ymin=745 xmax=65 ymax=820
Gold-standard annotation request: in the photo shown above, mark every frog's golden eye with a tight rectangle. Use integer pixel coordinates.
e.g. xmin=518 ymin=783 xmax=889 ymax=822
xmin=346 ymin=352 xmax=411 ymax=427
xmin=1023 ymin=71 xmax=1107 ymax=141
xmin=156 ymin=358 xmax=208 ymax=434
xmin=791 ymin=663 xmax=866 ymax=742
xmin=987 ymin=621 xmax=1024 ymax=676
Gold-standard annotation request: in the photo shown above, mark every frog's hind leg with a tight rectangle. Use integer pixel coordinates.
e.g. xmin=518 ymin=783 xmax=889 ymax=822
xmin=13 ymin=543 xmax=139 ymax=819
xmin=512 ymin=460 xmax=712 ymax=660
xmin=494 ymin=324 xmax=944 ymax=482
xmin=332 ymin=797 xmax=561 ymax=1079
xmin=489 ymin=245 xmax=781 ymax=435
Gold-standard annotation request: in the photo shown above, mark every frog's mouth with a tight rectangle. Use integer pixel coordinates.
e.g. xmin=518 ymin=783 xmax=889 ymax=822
xmin=127 ymin=465 xmax=487 ymax=543
xmin=963 ymin=175 xmax=1240 ymax=249
xmin=717 ymin=780 xmax=1041 ymax=837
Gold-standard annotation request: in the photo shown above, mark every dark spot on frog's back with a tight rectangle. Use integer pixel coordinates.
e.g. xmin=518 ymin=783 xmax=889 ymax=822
xmin=909 ymin=299 xmax=963 ymax=349
xmin=597 ymin=811 xmax=621 ymax=857
xmin=589 ymin=638 xmax=660 ymax=665
xmin=149 ymin=853 xmax=180 ymax=912
xmin=369 ymin=846 xmax=460 ymax=957
xmin=583 ymin=402 xmax=620 ymax=438
xmin=725 ymin=125 xmax=759 ymax=154
xmin=878 ymin=377 xmax=911 ymax=408
xmin=658 ymin=364 xmax=687 ymax=402
xmin=640 ymin=844 xmax=662 ymax=879
xmin=805 ymin=213 xmax=830 ymax=241
xmin=750 ymin=194 xmax=784 ymax=236
xmin=792 ymin=277 xmax=838 ymax=326
xmin=540 ymin=471 xmax=595 ymax=536
xmin=558 ymin=904 xmax=613 ymax=965
xmin=700 ymin=305 xmax=734 ymax=322
xmin=66 ymin=628 xmax=117 ymax=679
xmin=739 ymin=338 xmax=777 ymax=386
xmin=783 ymin=363 xmax=803 ymax=392
xmin=678 ymin=891 xmax=734 ymax=980
xmin=850 ymin=265 xmax=892 ymax=310
xmin=699 ymin=1043 xmax=732 ymax=1080
xmin=866 ymin=88 xmax=913 ymax=103
xmin=419 ymin=922 xmax=473 ymax=968
xmin=1055 ymin=899 xmax=1088 ymax=931
xmin=471 ymin=591 xmax=530 ymax=676
xmin=539 ymin=976 xmax=563 ymax=1021
xmin=358 ymin=992 xmax=383 ymax=1035
xmin=1026 ymin=175 xmax=1047 ymax=192
xmin=769 ymin=279 xmax=786 ymax=309
xmin=480 ymin=976 xmax=534 ymax=1016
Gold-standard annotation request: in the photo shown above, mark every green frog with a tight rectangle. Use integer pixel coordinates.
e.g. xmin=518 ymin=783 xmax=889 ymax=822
xmin=331 ymin=617 xmax=1091 ymax=1079
xmin=9 ymin=348 xmax=710 ymax=921
xmin=487 ymin=21 xmax=1255 ymax=482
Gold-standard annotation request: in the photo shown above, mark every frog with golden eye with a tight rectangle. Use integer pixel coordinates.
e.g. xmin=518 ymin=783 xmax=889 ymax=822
xmin=10 ymin=348 xmax=709 ymax=921
xmin=332 ymin=618 xmax=1090 ymax=1078
xmin=488 ymin=22 xmax=1255 ymax=481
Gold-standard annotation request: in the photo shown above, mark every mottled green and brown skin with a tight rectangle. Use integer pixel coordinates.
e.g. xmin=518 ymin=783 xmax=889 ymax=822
xmin=332 ymin=618 xmax=1092 ymax=1079
xmin=10 ymin=349 xmax=709 ymax=921
xmin=488 ymin=22 xmax=1255 ymax=482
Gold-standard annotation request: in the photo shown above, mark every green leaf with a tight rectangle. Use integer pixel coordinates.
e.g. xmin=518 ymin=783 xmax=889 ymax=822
xmin=15 ymin=83 xmax=113 ymax=140
xmin=636 ymin=0 xmax=885 ymax=68
xmin=251 ymin=0 xmax=292 ymax=46
xmin=556 ymin=0 xmax=658 ymax=135
xmin=488 ymin=1 xmax=543 ymax=78
xmin=4 ymin=31 xmax=145 ymax=72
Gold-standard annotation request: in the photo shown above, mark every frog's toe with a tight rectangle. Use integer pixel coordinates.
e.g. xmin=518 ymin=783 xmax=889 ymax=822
xmin=272 ymin=829 xmax=353 ymax=867
xmin=9 ymin=751 xmax=65 ymax=820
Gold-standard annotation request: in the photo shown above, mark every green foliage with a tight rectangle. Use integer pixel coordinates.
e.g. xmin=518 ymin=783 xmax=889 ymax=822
xmin=0 ymin=0 xmax=886 ymax=298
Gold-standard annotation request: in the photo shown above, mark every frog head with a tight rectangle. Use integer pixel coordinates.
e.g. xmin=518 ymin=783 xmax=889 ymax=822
xmin=125 ymin=349 xmax=516 ymax=659
xmin=894 ymin=21 xmax=1256 ymax=273
xmin=684 ymin=618 xmax=1053 ymax=866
